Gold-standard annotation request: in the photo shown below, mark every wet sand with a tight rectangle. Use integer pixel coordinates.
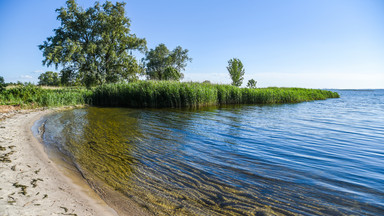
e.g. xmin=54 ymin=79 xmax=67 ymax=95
xmin=0 ymin=109 xmax=147 ymax=215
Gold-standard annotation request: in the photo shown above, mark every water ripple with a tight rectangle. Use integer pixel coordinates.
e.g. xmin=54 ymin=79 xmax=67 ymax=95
xmin=42 ymin=90 xmax=384 ymax=215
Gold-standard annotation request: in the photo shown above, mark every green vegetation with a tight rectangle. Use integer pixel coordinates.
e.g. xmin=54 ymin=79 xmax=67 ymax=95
xmin=38 ymin=1 xmax=193 ymax=88
xmin=144 ymin=43 xmax=192 ymax=81
xmin=0 ymin=76 xmax=5 ymax=91
xmin=247 ymin=79 xmax=257 ymax=89
xmin=92 ymin=81 xmax=218 ymax=107
xmin=38 ymin=71 xmax=60 ymax=86
xmin=3 ymin=1 xmax=338 ymax=110
xmin=0 ymin=81 xmax=339 ymax=109
xmin=39 ymin=0 xmax=147 ymax=87
xmin=0 ymin=85 xmax=91 ymax=108
xmin=227 ymin=58 xmax=245 ymax=87
xmin=91 ymin=81 xmax=340 ymax=108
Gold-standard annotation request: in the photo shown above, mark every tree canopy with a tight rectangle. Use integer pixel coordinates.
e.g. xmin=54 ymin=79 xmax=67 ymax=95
xmin=144 ymin=43 xmax=192 ymax=81
xmin=39 ymin=0 xmax=147 ymax=87
xmin=227 ymin=58 xmax=245 ymax=87
xmin=38 ymin=71 xmax=60 ymax=86
xmin=247 ymin=79 xmax=257 ymax=88
xmin=0 ymin=76 xmax=5 ymax=91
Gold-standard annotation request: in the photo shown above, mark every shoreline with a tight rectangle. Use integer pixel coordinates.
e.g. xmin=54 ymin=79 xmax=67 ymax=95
xmin=0 ymin=109 xmax=145 ymax=215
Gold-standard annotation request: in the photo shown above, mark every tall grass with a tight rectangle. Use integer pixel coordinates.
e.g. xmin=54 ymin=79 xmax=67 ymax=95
xmin=0 ymin=85 xmax=92 ymax=108
xmin=91 ymin=81 xmax=339 ymax=108
xmin=91 ymin=81 xmax=219 ymax=107
xmin=0 ymin=82 xmax=339 ymax=109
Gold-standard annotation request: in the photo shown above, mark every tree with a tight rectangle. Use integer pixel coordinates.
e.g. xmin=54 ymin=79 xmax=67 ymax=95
xmin=60 ymin=68 xmax=76 ymax=86
xmin=163 ymin=67 xmax=183 ymax=81
xmin=247 ymin=79 xmax=257 ymax=89
xmin=38 ymin=71 xmax=60 ymax=86
xmin=203 ymin=80 xmax=211 ymax=84
xmin=0 ymin=76 xmax=5 ymax=91
xmin=144 ymin=43 xmax=191 ymax=81
xmin=39 ymin=0 xmax=147 ymax=88
xmin=227 ymin=58 xmax=245 ymax=87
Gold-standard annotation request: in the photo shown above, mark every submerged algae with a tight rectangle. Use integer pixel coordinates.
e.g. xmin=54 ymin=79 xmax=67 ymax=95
xmin=42 ymin=107 xmax=302 ymax=215
xmin=58 ymin=108 xmax=141 ymax=190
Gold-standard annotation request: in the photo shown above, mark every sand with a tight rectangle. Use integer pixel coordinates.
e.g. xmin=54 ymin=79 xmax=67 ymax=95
xmin=0 ymin=109 xmax=121 ymax=216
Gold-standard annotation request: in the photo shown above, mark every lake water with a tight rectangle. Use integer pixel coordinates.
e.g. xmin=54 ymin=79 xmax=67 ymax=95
xmin=40 ymin=90 xmax=384 ymax=215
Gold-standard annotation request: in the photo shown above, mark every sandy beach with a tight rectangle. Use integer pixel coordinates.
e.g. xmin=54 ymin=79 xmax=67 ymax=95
xmin=0 ymin=109 xmax=120 ymax=216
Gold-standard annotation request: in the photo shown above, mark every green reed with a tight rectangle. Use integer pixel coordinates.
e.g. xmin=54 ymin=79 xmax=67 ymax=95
xmin=0 ymin=85 xmax=92 ymax=108
xmin=0 ymin=82 xmax=339 ymax=108
xmin=91 ymin=81 xmax=340 ymax=108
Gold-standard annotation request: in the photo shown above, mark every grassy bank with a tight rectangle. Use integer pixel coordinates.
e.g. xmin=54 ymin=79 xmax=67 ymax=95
xmin=0 ymin=82 xmax=339 ymax=109
xmin=91 ymin=81 xmax=339 ymax=107
xmin=0 ymin=85 xmax=92 ymax=108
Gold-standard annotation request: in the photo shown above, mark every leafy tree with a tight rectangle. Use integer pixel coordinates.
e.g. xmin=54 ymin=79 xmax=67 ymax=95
xmin=0 ymin=76 xmax=5 ymax=91
xmin=39 ymin=0 xmax=147 ymax=88
xmin=60 ymin=68 xmax=79 ymax=86
xmin=203 ymin=80 xmax=211 ymax=84
xmin=38 ymin=71 xmax=60 ymax=86
xmin=163 ymin=67 xmax=184 ymax=81
xmin=16 ymin=81 xmax=33 ymax=86
xmin=144 ymin=43 xmax=191 ymax=81
xmin=247 ymin=79 xmax=257 ymax=88
xmin=227 ymin=58 xmax=245 ymax=87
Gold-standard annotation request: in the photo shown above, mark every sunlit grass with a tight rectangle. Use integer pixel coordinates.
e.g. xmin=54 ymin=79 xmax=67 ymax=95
xmin=0 ymin=82 xmax=339 ymax=108
xmin=91 ymin=81 xmax=340 ymax=108
xmin=0 ymin=85 xmax=92 ymax=108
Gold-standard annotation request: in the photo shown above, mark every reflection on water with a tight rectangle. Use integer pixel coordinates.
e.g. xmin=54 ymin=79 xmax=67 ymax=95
xmin=42 ymin=90 xmax=384 ymax=215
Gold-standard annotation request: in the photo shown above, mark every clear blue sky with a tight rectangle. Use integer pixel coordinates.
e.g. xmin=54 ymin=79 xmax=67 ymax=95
xmin=0 ymin=0 xmax=383 ymax=89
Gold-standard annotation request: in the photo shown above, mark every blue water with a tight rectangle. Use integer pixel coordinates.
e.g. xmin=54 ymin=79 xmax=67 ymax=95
xmin=42 ymin=90 xmax=384 ymax=215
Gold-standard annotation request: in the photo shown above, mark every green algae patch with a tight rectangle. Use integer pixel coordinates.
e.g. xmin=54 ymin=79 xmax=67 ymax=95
xmin=56 ymin=108 xmax=142 ymax=191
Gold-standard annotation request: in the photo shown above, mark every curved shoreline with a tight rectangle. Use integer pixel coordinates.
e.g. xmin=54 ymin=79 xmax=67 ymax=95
xmin=0 ymin=109 xmax=127 ymax=215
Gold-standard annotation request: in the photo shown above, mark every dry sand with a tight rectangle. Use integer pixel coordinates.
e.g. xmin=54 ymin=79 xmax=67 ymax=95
xmin=0 ymin=109 xmax=120 ymax=216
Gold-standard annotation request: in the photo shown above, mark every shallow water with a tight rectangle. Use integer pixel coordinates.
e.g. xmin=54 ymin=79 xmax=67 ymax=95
xmin=41 ymin=90 xmax=384 ymax=215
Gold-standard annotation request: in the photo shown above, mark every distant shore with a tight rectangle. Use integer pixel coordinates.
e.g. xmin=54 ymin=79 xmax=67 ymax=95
xmin=0 ymin=109 xmax=121 ymax=215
